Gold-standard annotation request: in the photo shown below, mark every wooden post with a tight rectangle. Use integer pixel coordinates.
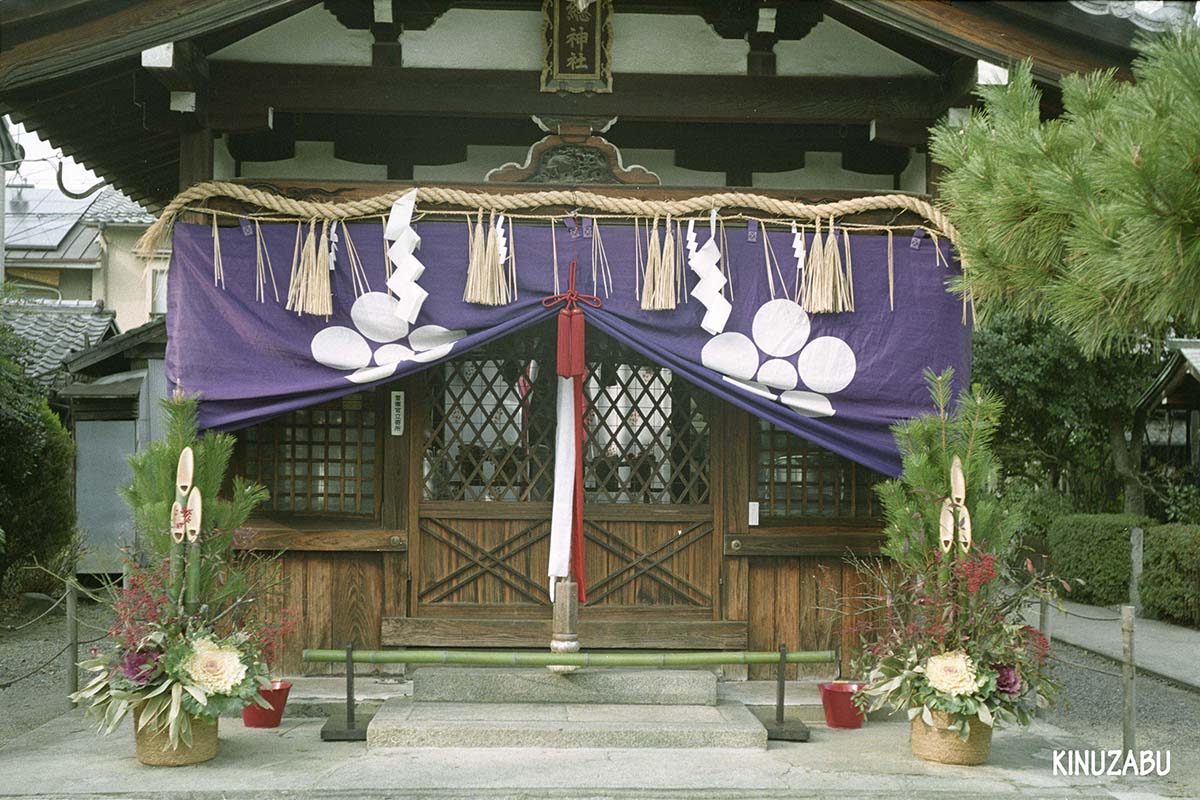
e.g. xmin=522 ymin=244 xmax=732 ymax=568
xmin=1122 ymin=605 xmax=1136 ymax=756
xmin=1039 ymin=597 xmax=1051 ymax=645
xmin=549 ymin=577 xmax=579 ymax=673
xmin=1130 ymin=526 xmax=1143 ymax=614
xmin=64 ymin=583 xmax=78 ymax=706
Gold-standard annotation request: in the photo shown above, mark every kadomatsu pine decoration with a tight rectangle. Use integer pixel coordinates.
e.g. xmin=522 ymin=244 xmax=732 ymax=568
xmin=71 ymin=396 xmax=280 ymax=765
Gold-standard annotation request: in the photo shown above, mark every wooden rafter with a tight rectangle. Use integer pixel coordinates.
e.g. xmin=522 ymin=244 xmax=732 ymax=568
xmin=828 ymin=0 xmax=1134 ymax=86
xmin=0 ymin=0 xmax=308 ymax=92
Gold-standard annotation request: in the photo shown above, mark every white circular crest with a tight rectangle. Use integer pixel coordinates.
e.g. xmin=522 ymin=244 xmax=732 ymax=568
xmin=756 ymin=358 xmax=798 ymax=391
xmin=781 ymin=390 xmax=835 ymax=417
xmin=375 ymin=343 xmax=415 ymax=366
xmin=311 ymin=326 xmax=371 ymax=371
xmin=751 ymin=299 xmax=810 ymax=358
xmin=350 ymin=292 xmax=408 ymax=343
xmin=701 ymin=332 xmax=758 ymax=381
xmin=410 ymin=325 xmax=467 ymax=352
xmin=797 ymin=337 xmax=856 ymax=394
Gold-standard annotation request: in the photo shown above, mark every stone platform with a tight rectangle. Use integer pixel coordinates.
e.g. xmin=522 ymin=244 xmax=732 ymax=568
xmin=412 ymin=667 xmax=718 ymax=705
xmin=368 ymin=668 xmax=766 ymax=749
xmin=367 ymin=698 xmax=766 ymax=749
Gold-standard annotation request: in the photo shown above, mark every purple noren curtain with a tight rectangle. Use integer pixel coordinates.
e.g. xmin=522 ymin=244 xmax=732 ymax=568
xmin=167 ymin=219 xmax=969 ymax=476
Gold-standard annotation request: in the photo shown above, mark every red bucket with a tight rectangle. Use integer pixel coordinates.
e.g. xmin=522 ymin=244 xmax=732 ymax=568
xmin=818 ymin=681 xmax=866 ymax=729
xmin=242 ymin=681 xmax=292 ymax=728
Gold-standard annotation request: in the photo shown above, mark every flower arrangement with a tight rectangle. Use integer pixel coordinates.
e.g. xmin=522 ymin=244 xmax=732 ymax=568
xmin=851 ymin=369 xmax=1061 ymax=746
xmin=70 ymin=397 xmax=281 ymax=753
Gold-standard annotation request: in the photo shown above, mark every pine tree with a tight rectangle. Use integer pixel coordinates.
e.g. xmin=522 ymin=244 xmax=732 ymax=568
xmin=876 ymin=369 xmax=1018 ymax=566
xmin=122 ymin=395 xmax=268 ymax=609
xmin=930 ymin=29 xmax=1200 ymax=356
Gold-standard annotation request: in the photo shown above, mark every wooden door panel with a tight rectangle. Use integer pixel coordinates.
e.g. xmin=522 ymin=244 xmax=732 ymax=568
xmin=415 ymin=514 xmax=715 ymax=614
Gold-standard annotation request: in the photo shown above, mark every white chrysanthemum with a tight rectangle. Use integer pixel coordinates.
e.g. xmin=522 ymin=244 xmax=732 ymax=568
xmin=183 ymin=638 xmax=247 ymax=695
xmin=923 ymin=650 xmax=978 ymax=696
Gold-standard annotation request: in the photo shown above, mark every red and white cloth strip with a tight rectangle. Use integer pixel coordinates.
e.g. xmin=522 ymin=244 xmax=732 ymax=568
xmin=545 ymin=261 xmax=598 ymax=603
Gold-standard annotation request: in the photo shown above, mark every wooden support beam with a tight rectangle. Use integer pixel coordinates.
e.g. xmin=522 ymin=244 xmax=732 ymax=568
xmin=141 ymin=40 xmax=209 ymax=92
xmin=209 ymin=62 xmax=949 ymax=128
xmin=724 ymin=530 xmax=883 ymax=558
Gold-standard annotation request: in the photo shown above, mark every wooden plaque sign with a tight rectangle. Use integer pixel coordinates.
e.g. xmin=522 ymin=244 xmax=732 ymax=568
xmin=541 ymin=0 xmax=613 ymax=94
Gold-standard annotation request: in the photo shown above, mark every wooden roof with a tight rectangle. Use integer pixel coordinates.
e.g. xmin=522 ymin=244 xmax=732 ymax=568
xmin=0 ymin=1 xmax=1144 ymax=209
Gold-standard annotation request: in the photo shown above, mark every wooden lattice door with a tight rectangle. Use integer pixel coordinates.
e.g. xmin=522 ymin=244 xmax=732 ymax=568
xmin=411 ymin=322 xmax=719 ymax=624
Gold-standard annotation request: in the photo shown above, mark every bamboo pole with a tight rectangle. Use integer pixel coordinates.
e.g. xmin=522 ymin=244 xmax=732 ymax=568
xmin=1122 ymin=605 xmax=1136 ymax=756
xmin=64 ymin=583 xmax=78 ymax=706
xmin=302 ymin=648 xmax=837 ymax=666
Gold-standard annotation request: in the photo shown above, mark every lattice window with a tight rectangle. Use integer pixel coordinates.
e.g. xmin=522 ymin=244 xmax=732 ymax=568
xmin=422 ymin=324 xmax=711 ymax=504
xmin=583 ymin=334 xmax=711 ymax=504
xmin=755 ymin=420 xmax=881 ymax=521
xmin=237 ymin=394 xmax=377 ymax=515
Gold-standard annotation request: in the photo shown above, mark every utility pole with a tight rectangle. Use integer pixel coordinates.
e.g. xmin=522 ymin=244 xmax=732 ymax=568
xmin=0 ymin=117 xmax=27 ymax=287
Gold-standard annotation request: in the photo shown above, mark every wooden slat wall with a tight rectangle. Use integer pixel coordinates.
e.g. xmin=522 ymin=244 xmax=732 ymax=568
xmin=250 ymin=551 xmax=399 ymax=675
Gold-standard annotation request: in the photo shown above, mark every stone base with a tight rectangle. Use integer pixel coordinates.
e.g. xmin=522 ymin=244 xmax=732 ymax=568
xmin=367 ymin=698 xmax=767 ymax=749
xmin=412 ymin=667 xmax=717 ymax=706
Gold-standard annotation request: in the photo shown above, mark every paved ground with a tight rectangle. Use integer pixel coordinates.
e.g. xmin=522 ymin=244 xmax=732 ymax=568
xmin=0 ymin=599 xmax=112 ymax=748
xmin=1025 ymin=599 xmax=1200 ymax=690
xmin=1044 ymin=642 xmax=1200 ymax=796
xmin=0 ymin=709 xmax=1185 ymax=799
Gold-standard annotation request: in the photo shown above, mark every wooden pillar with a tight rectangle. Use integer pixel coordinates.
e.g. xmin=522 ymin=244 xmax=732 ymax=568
xmin=718 ymin=405 xmax=752 ymax=679
xmin=178 ymin=127 xmax=214 ymax=193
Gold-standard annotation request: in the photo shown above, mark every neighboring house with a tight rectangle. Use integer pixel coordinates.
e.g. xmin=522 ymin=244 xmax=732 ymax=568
xmin=1139 ymin=339 xmax=1200 ymax=474
xmin=60 ymin=318 xmax=169 ymax=575
xmin=0 ymin=297 xmax=117 ymax=387
xmin=4 ymin=182 xmax=165 ymax=332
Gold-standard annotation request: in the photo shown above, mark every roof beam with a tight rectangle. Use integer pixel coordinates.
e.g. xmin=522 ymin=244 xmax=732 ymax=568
xmin=0 ymin=0 xmax=302 ymax=92
xmin=827 ymin=0 xmax=1132 ymax=86
xmin=208 ymin=62 xmax=948 ymax=128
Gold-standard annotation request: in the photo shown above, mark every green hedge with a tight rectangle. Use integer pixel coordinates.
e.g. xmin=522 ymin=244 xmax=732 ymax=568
xmin=1047 ymin=514 xmax=1154 ymax=606
xmin=1143 ymin=524 xmax=1200 ymax=627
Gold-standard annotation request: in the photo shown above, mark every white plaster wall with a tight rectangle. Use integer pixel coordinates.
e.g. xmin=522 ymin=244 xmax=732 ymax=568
xmin=237 ymin=140 xmax=918 ymax=192
xmin=617 ymin=149 xmax=725 ymax=187
xmin=899 ymin=150 xmax=926 ymax=194
xmin=752 ymin=151 xmax=892 ymax=191
xmin=98 ymin=226 xmax=161 ymax=333
xmin=212 ymin=5 xmax=371 ymax=65
xmin=775 ymin=19 xmax=932 ymax=77
xmin=240 ymin=141 xmax=389 ymax=182
xmin=214 ymin=135 xmax=236 ymax=181
xmin=612 ymin=14 xmax=746 ymax=75
xmin=402 ymin=10 xmax=543 ymax=70
xmin=211 ymin=7 xmax=930 ymax=79
xmin=414 ymin=145 xmax=537 ymax=183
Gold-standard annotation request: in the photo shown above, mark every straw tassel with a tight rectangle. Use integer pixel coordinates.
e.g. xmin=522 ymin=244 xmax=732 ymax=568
xmin=285 ymin=219 xmax=333 ymax=316
xmin=801 ymin=218 xmax=854 ymax=314
xmin=641 ymin=216 xmax=679 ymax=311
xmin=211 ymin=214 xmax=225 ymax=290
xmin=887 ymin=229 xmax=895 ymax=311
xmin=253 ymin=220 xmax=280 ymax=304
xmin=463 ymin=211 xmax=512 ymax=306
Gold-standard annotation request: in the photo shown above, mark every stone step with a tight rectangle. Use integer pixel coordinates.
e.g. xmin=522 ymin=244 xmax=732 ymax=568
xmin=367 ymin=697 xmax=767 ymax=749
xmin=411 ymin=667 xmax=717 ymax=706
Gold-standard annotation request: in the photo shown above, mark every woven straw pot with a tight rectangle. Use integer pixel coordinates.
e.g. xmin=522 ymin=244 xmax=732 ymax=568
xmin=133 ymin=709 xmax=218 ymax=767
xmin=910 ymin=710 xmax=992 ymax=766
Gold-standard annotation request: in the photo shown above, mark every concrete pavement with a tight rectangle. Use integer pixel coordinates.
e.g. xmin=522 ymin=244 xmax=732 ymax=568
xmin=1025 ymin=599 xmax=1200 ymax=691
xmin=0 ymin=709 xmax=1186 ymax=799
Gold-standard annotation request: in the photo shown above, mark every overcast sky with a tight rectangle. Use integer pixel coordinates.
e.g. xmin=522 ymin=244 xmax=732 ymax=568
xmin=3 ymin=116 xmax=100 ymax=192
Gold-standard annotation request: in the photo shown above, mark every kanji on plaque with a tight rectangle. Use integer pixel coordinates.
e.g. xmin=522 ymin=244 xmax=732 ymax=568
xmin=541 ymin=0 xmax=612 ymax=94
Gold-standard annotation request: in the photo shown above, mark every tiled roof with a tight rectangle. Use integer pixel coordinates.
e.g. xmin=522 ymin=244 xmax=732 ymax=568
xmin=0 ymin=299 xmax=118 ymax=383
xmin=82 ymin=188 xmax=156 ymax=226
